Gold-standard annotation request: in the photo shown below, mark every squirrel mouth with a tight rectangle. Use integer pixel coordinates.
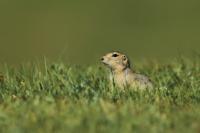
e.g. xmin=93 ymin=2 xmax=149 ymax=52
xmin=101 ymin=61 xmax=109 ymax=67
xmin=101 ymin=61 xmax=107 ymax=65
xmin=101 ymin=57 xmax=111 ymax=67
xmin=101 ymin=61 xmax=111 ymax=68
xmin=101 ymin=57 xmax=107 ymax=65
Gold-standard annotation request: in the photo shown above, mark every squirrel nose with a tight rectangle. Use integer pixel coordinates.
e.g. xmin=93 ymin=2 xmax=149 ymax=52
xmin=101 ymin=57 xmax=104 ymax=61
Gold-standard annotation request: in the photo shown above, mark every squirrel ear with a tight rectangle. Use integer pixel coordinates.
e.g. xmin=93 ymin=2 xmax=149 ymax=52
xmin=122 ymin=55 xmax=130 ymax=68
xmin=122 ymin=55 xmax=127 ymax=60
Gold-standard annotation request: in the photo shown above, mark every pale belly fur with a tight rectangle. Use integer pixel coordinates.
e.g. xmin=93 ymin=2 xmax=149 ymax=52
xmin=110 ymin=69 xmax=153 ymax=90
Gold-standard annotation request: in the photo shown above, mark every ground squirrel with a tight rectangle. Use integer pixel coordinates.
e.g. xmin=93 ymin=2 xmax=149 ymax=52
xmin=101 ymin=51 xmax=153 ymax=90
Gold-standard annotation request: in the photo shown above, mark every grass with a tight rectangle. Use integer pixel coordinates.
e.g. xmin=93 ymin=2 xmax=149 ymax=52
xmin=0 ymin=57 xmax=200 ymax=133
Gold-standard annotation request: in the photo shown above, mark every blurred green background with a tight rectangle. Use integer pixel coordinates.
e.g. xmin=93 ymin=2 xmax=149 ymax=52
xmin=0 ymin=0 xmax=200 ymax=64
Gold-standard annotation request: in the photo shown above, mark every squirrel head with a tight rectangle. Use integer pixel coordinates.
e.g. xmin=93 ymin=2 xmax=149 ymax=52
xmin=101 ymin=51 xmax=130 ymax=71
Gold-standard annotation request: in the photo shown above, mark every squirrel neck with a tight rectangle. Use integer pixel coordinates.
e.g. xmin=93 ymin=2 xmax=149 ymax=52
xmin=112 ymin=66 xmax=133 ymax=75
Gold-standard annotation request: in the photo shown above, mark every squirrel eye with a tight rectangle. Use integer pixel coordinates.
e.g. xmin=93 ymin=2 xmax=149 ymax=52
xmin=112 ymin=53 xmax=119 ymax=57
